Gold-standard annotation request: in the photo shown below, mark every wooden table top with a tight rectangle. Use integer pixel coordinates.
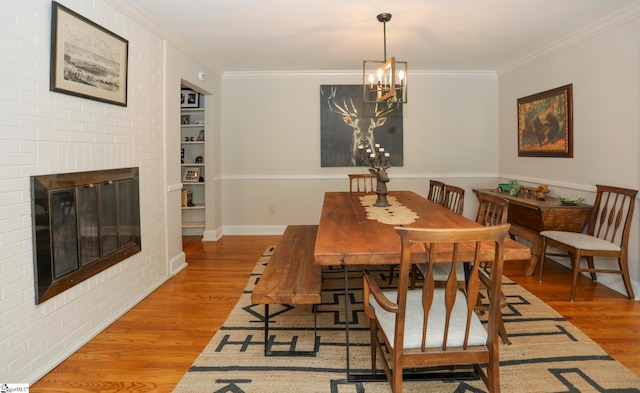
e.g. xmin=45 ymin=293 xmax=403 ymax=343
xmin=314 ymin=191 xmax=531 ymax=266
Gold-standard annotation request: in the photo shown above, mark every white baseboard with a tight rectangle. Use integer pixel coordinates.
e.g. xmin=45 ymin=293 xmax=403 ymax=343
xmin=203 ymin=228 xmax=223 ymax=241
xmin=169 ymin=251 xmax=187 ymax=275
xmin=223 ymin=225 xmax=287 ymax=236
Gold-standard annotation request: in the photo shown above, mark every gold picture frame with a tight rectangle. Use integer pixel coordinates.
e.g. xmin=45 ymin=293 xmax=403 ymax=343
xmin=517 ymin=84 xmax=573 ymax=157
xmin=50 ymin=2 xmax=129 ymax=106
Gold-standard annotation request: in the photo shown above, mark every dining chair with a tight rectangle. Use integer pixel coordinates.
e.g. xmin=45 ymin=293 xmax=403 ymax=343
xmin=539 ymin=185 xmax=638 ymax=301
xmin=387 ymin=179 xmax=446 ymax=285
xmin=476 ymin=191 xmax=509 ymax=227
xmin=391 ymin=180 xmax=449 ymax=285
xmin=390 ymin=183 xmax=463 ymax=285
xmin=474 ymin=192 xmax=511 ymax=344
xmin=411 ymin=191 xmax=511 ymax=344
xmin=427 ymin=179 xmax=445 ymax=205
xmin=442 ymin=184 xmax=465 ymax=215
xmin=348 ymin=173 xmax=376 ymax=193
xmin=405 ymin=184 xmax=465 ymax=285
xmin=363 ymin=224 xmax=510 ymax=393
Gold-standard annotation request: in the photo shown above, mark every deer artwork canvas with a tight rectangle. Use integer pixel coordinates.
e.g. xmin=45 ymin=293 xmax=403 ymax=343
xmin=320 ymin=85 xmax=403 ymax=167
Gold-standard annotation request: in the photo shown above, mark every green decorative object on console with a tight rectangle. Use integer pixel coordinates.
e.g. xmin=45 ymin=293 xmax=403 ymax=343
xmin=498 ymin=180 xmax=521 ymax=194
xmin=559 ymin=197 xmax=585 ymax=206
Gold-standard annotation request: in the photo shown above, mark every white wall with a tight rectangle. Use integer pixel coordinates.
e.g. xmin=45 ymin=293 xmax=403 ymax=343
xmin=497 ymin=12 xmax=640 ymax=298
xmin=219 ymin=72 xmax=500 ymax=233
xmin=164 ymin=42 xmax=221 ymax=261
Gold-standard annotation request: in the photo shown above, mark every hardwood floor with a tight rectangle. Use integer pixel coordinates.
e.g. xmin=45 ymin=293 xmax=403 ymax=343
xmin=31 ymin=235 xmax=640 ymax=392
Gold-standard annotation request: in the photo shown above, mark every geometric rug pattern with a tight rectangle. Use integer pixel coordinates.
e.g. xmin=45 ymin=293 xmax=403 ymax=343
xmin=173 ymin=247 xmax=640 ymax=392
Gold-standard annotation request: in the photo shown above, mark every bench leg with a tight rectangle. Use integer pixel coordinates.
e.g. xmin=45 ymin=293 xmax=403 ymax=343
xmin=263 ymin=304 xmax=318 ymax=357
xmin=264 ymin=304 xmax=269 ymax=356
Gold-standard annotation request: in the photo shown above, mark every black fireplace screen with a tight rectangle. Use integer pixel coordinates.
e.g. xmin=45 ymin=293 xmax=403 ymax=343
xmin=31 ymin=167 xmax=141 ymax=304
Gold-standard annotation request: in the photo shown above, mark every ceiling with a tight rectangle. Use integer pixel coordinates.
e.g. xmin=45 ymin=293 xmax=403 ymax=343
xmin=122 ymin=0 xmax=639 ymax=73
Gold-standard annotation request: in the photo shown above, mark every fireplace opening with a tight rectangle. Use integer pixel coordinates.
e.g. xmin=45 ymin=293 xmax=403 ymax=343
xmin=31 ymin=167 xmax=141 ymax=304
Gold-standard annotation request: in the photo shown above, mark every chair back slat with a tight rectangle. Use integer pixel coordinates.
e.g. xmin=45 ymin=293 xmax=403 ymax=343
xmin=348 ymin=173 xmax=376 ymax=193
xmin=443 ymin=184 xmax=465 ymax=215
xmin=589 ymin=185 xmax=638 ymax=247
xmin=420 ymin=260 xmax=435 ymax=350
xmin=427 ymin=180 xmax=445 ymax=205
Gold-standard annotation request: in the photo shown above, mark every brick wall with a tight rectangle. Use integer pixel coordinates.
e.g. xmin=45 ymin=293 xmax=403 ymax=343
xmin=0 ymin=0 xmax=167 ymax=383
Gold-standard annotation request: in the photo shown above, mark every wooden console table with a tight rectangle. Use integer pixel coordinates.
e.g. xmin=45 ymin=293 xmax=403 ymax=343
xmin=473 ymin=189 xmax=592 ymax=276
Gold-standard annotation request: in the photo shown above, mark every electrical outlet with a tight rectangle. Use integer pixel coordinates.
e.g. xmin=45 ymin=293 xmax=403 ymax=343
xmin=268 ymin=204 xmax=276 ymax=213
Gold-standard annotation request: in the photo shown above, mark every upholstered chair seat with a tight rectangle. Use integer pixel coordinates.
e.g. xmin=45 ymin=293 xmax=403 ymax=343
xmin=540 ymin=231 xmax=620 ymax=252
xmin=369 ymin=289 xmax=487 ymax=349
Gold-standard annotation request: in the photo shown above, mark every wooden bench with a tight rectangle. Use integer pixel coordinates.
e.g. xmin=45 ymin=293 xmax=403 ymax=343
xmin=251 ymin=225 xmax=321 ymax=356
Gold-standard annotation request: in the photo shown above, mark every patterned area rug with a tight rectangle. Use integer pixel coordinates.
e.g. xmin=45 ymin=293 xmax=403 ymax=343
xmin=173 ymin=247 xmax=640 ymax=393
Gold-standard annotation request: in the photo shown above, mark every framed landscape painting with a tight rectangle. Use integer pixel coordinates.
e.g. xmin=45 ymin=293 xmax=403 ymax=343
xmin=50 ymin=2 xmax=129 ymax=106
xmin=517 ymin=84 xmax=573 ymax=157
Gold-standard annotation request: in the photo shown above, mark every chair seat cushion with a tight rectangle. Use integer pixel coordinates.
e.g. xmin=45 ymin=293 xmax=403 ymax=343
xmin=541 ymin=231 xmax=621 ymax=252
xmin=370 ymin=289 xmax=487 ymax=349
xmin=417 ymin=262 xmax=466 ymax=282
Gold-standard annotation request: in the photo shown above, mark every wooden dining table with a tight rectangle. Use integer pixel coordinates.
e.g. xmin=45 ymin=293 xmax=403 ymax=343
xmin=313 ymin=190 xmax=531 ymax=381
xmin=315 ymin=191 xmax=531 ymax=266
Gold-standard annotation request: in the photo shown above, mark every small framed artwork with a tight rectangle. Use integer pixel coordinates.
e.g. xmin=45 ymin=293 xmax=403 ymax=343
xmin=181 ymin=89 xmax=199 ymax=108
xmin=517 ymin=84 xmax=573 ymax=157
xmin=182 ymin=167 xmax=201 ymax=183
xmin=181 ymin=114 xmax=190 ymax=125
xmin=50 ymin=2 xmax=129 ymax=106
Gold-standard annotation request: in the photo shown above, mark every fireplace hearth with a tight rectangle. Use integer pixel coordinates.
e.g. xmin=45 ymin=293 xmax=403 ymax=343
xmin=31 ymin=167 xmax=141 ymax=304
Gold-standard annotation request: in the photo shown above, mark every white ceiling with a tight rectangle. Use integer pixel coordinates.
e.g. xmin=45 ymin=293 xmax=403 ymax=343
xmin=122 ymin=0 xmax=639 ymax=72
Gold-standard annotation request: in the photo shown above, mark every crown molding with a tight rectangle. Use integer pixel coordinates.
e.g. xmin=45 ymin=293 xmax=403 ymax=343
xmin=222 ymin=69 xmax=496 ymax=80
xmin=498 ymin=2 xmax=640 ymax=76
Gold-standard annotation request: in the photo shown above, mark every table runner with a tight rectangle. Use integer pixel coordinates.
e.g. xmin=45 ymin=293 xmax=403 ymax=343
xmin=359 ymin=194 xmax=419 ymax=225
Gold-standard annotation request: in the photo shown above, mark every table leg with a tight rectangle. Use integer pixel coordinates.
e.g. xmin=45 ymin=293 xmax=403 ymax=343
xmin=524 ymin=234 xmax=542 ymax=276
xmin=343 ymin=263 xmax=351 ymax=377
xmin=509 ymin=224 xmax=542 ymax=276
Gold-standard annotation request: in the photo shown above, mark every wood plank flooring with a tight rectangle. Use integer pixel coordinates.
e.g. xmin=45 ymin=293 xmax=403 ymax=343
xmin=31 ymin=235 xmax=640 ymax=392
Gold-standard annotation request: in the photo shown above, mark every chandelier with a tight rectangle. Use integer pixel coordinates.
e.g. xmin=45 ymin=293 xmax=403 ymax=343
xmin=363 ymin=13 xmax=408 ymax=104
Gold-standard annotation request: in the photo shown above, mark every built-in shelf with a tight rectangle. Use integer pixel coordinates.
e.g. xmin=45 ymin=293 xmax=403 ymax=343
xmin=182 ymin=205 xmax=205 ymax=210
xmin=180 ymin=92 xmax=205 ymax=236
xmin=182 ymin=221 xmax=205 ymax=228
